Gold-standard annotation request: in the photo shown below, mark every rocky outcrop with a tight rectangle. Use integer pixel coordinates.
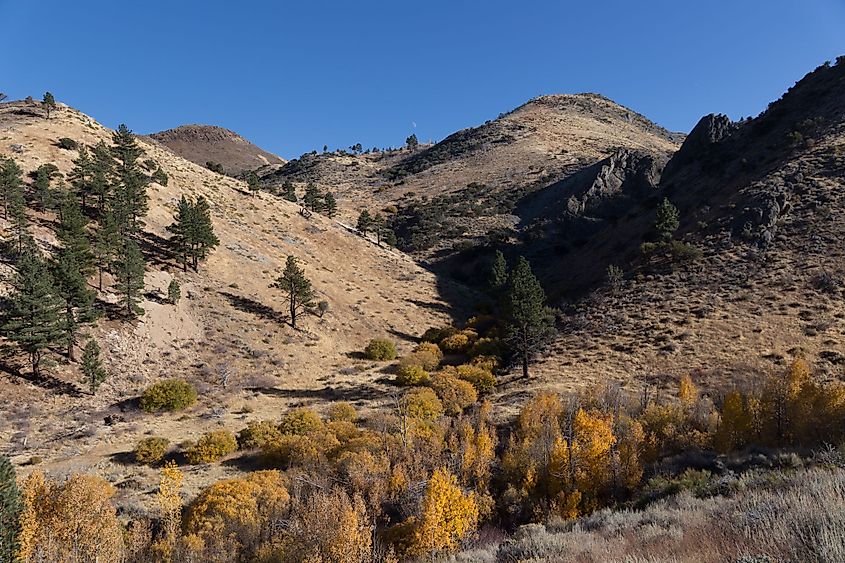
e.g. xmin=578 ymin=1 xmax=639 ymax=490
xmin=662 ymin=114 xmax=735 ymax=178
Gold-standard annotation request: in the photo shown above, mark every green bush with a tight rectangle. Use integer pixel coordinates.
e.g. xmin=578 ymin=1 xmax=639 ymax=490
xmin=421 ymin=326 xmax=458 ymax=343
xmin=56 ymin=137 xmax=78 ymax=150
xmin=134 ymin=437 xmax=169 ymax=465
xmin=364 ymin=338 xmax=397 ymax=361
xmin=185 ymin=430 xmax=238 ymax=464
xmin=139 ymin=379 xmax=197 ymax=413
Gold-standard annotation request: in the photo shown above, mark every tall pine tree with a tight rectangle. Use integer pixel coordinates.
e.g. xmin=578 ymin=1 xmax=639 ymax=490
xmin=0 ymin=455 xmax=22 ymax=563
xmin=504 ymin=256 xmax=556 ymax=379
xmin=7 ymin=182 xmax=30 ymax=254
xmin=272 ymin=256 xmax=315 ymax=329
xmin=52 ymin=250 xmax=96 ymax=361
xmin=323 ymin=192 xmax=337 ymax=218
xmin=167 ymin=195 xmax=193 ymax=271
xmin=67 ymin=145 xmax=94 ymax=208
xmin=93 ymin=210 xmax=119 ymax=291
xmin=303 ymin=183 xmax=323 ymax=212
xmin=0 ymin=157 xmax=23 ymax=220
xmin=82 ymin=339 xmax=108 ymax=395
xmin=489 ymin=250 xmax=508 ymax=297
xmin=110 ymin=124 xmax=148 ymax=235
xmin=0 ymin=249 xmax=66 ymax=375
xmin=114 ymin=238 xmax=145 ymax=318
xmin=90 ymin=141 xmax=113 ymax=212
xmin=56 ymin=195 xmax=94 ymax=276
xmin=166 ymin=195 xmax=219 ymax=271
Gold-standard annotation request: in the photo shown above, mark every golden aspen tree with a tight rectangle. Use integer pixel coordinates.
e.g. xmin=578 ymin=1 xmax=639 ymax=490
xmin=154 ymin=461 xmax=184 ymax=562
xmin=411 ymin=468 xmax=479 ymax=555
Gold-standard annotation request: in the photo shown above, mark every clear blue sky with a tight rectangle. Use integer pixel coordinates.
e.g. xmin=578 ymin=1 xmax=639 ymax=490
xmin=2 ymin=0 xmax=843 ymax=159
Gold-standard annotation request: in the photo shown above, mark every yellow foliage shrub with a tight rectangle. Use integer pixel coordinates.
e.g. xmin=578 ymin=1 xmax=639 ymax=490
xmin=439 ymin=332 xmax=471 ymax=354
xmin=328 ymin=401 xmax=358 ymax=422
xmin=185 ymin=470 xmax=290 ymax=559
xmin=396 ymin=363 xmax=429 ymax=386
xmin=400 ymin=350 xmax=440 ymax=371
xmin=429 ymin=372 xmax=477 ymax=415
xmin=403 ymin=388 xmax=444 ymax=421
xmin=443 ymin=364 xmax=497 ymax=394
xmin=134 ymin=436 xmax=170 ymax=465
xmin=414 ymin=342 xmax=444 ymax=363
xmin=186 ymin=430 xmax=238 ymax=464
xmin=237 ymin=420 xmax=283 ymax=449
xmin=279 ymin=407 xmax=323 ymax=435
xmin=421 ymin=326 xmax=457 ymax=343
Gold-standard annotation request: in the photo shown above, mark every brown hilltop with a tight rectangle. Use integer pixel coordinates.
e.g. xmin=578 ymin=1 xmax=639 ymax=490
xmin=148 ymin=123 xmax=286 ymax=175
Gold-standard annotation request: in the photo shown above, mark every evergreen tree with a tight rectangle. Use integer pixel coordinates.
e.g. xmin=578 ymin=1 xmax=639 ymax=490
xmin=8 ymin=182 xmax=30 ymax=254
xmin=281 ymin=180 xmax=297 ymax=202
xmin=372 ymin=213 xmax=386 ymax=245
xmin=303 ymin=182 xmax=322 ymax=212
xmin=271 ymin=256 xmax=315 ymax=329
xmin=0 ymin=157 xmax=23 ymax=220
xmin=406 ymin=133 xmax=419 ymax=150
xmin=52 ymin=250 xmax=96 ymax=361
xmin=189 ymin=196 xmax=219 ymax=270
xmin=90 ymin=141 xmax=113 ymax=212
xmin=81 ymin=339 xmax=107 ymax=395
xmin=166 ymin=195 xmax=193 ymax=271
xmin=166 ymin=195 xmax=219 ymax=272
xmin=356 ymin=210 xmax=372 ymax=235
xmin=246 ymin=171 xmax=260 ymax=197
xmin=110 ymin=124 xmax=148 ymax=235
xmin=0 ymin=455 xmax=22 ymax=563
xmin=323 ymin=192 xmax=337 ymax=218
xmin=655 ymin=197 xmax=680 ymax=241
xmin=114 ymin=238 xmax=145 ymax=318
xmin=0 ymin=249 xmax=66 ymax=375
xmin=56 ymin=195 xmax=94 ymax=277
xmin=381 ymin=227 xmax=397 ymax=247
xmin=504 ymin=256 xmax=556 ymax=379
xmin=31 ymin=164 xmax=58 ymax=211
xmin=42 ymin=91 xmax=56 ymax=119
xmin=489 ymin=250 xmax=508 ymax=295
xmin=167 ymin=279 xmax=181 ymax=304
xmin=68 ymin=146 xmax=94 ymax=207
xmin=152 ymin=167 xmax=168 ymax=186
xmin=92 ymin=210 xmax=119 ymax=291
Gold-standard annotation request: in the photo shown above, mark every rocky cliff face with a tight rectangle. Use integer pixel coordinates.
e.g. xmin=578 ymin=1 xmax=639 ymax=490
xmin=148 ymin=124 xmax=285 ymax=175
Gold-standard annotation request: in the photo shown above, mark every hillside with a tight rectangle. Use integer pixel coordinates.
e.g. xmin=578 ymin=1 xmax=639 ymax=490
xmin=148 ymin=124 xmax=286 ymax=175
xmin=258 ymin=93 xmax=684 ymax=262
xmin=500 ymin=59 xmax=845 ymax=405
xmin=0 ymin=99 xmax=471 ymax=499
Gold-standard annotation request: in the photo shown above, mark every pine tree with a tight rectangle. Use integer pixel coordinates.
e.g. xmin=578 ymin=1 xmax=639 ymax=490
xmin=0 ymin=249 xmax=66 ymax=375
xmin=31 ymin=164 xmax=57 ymax=211
xmin=303 ymin=183 xmax=323 ymax=212
xmin=356 ymin=210 xmax=372 ymax=235
xmin=281 ymin=180 xmax=297 ymax=202
xmin=167 ymin=279 xmax=181 ymax=304
xmin=372 ymin=213 xmax=386 ymax=245
xmin=7 ymin=181 xmax=30 ymax=254
xmin=52 ymin=250 xmax=96 ymax=361
xmin=81 ymin=339 xmax=107 ymax=395
xmin=406 ymin=133 xmax=419 ymax=150
xmin=93 ymin=210 xmax=119 ymax=291
xmin=166 ymin=195 xmax=219 ymax=272
xmin=489 ymin=250 xmax=508 ymax=296
xmin=323 ymin=192 xmax=337 ymax=218
xmin=68 ymin=146 xmax=94 ymax=207
xmin=42 ymin=91 xmax=56 ymax=119
xmin=0 ymin=157 xmax=23 ymax=220
xmin=246 ymin=171 xmax=260 ymax=197
xmin=655 ymin=197 xmax=679 ymax=241
xmin=114 ymin=238 xmax=145 ymax=318
xmin=381 ymin=227 xmax=397 ymax=247
xmin=90 ymin=141 xmax=113 ymax=212
xmin=0 ymin=455 xmax=22 ymax=563
xmin=167 ymin=195 xmax=193 ymax=271
xmin=505 ymin=256 xmax=556 ymax=379
xmin=110 ymin=124 xmax=148 ymax=235
xmin=56 ymin=195 xmax=94 ymax=277
xmin=272 ymin=256 xmax=315 ymax=329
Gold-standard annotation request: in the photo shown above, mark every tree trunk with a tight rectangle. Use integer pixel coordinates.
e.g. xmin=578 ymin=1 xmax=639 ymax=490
xmin=522 ymin=349 xmax=529 ymax=379
xmin=290 ymin=297 xmax=297 ymax=329
xmin=98 ymin=266 xmax=103 ymax=291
